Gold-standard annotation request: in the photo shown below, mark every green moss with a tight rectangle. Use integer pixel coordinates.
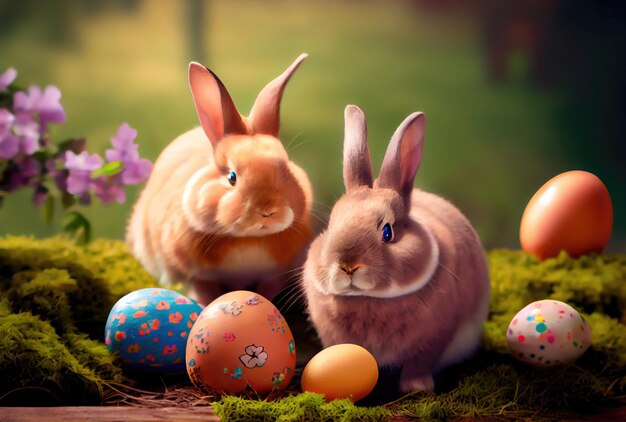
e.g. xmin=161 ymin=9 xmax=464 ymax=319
xmin=486 ymin=249 xmax=626 ymax=369
xmin=0 ymin=236 xmax=157 ymax=404
xmin=1 ymin=238 xmax=624 ymax=415
xmin=213 ymin=392 xmax=392 ymax=422
xmin=488 ymin=249 xmax=626 ymax=317
xmin=213 ymin=250 xmax=626 ymax=421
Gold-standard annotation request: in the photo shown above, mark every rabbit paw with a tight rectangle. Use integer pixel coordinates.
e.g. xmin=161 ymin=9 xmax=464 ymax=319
xmin=399 ymin=373 xmax=434 ymax=393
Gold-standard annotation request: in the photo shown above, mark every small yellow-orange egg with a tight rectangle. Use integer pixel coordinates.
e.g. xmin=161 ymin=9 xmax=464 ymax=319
xmin=520 ymin=170 xmax=613 ymax=261
xmin=301 ymin=344 xmax=378 ymax=402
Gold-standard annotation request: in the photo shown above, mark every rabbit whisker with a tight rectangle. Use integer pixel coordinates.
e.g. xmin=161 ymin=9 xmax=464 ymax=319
xmin=311 ymin=200 xmax=333 ymax=212
xmin=308 ymin=210 xmax=329 ymax=227
xmin=281 ymin=285 xmax=308 ymax=314
xmin=274 ymin=280 xmax=298 ymax=303
xmin=284 ymin=133 xmax=304 ymax=152
xmin=276 ymin=285 xmax=304 ymax=313
xmin=285 ymin=133 xmax=310 ymax=153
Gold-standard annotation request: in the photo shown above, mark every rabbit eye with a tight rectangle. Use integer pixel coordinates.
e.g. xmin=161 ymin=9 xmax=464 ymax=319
xmin=228 ymin=170 xmax=237 ymax=186
xmin=382 ymin=223 xmax=394 ymax=243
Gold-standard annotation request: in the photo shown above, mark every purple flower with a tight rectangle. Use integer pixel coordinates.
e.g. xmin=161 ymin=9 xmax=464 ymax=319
xmin=35 ymin=86 xmax=67 ymax=129
xmin=6 ymin=156 xmax=40 ymax=192
xmin=0 ymin=134 xmax=19 ymax=160
xmin=45 ymin=157 xmax=68 ymax=191
xmin=105 ymin=123 xmax=152 ymax=184
xmin=13 ymin=113 xmax=40 ymax=154
xmin=65 ymin=150 xmax=103 ymax=172
xmin=14 ymin=85 xmax=66 ymax=133
xmin=0 ymin=68 xmax=17 ymax=90
xmin=120 ymin=158 xmax=152 ymax=184
xmin=64 ymin=150 xmax=102 ymax=196
xmin=106 ymin=123 xmax=139 ymax=162
xmin=1 ymin=67 xmax=155 ymax=227
xmin=0 ymin=109 xmax=19 ymax=159
xmin=0 ymin=109 xmax=14 ymax=139
xmin=93 ymin=177 xmax=126 ymax=204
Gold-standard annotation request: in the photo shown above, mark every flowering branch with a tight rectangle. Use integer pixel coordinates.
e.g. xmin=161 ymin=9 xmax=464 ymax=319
xmin=0 ymin=67 xmax=153 ymax=243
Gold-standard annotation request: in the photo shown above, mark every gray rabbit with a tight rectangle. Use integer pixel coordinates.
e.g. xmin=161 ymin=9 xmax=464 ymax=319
xmin=302 ymin=106 xmax=490 ymax=392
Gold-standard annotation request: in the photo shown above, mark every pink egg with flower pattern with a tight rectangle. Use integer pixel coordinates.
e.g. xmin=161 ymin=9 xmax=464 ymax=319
xmin=186 ymin=290 xmax=296 ymax=394
xmin=507 ymin=300 xmax=591 ymax=367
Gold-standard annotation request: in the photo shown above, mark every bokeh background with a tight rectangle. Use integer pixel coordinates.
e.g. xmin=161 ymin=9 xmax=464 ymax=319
xmin=1 ymin=0 xmax=624 ymax=251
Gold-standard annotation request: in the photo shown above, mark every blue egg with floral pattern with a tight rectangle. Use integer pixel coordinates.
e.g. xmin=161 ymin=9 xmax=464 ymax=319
xmin=105 ymin=288 xmax=203 ymax=373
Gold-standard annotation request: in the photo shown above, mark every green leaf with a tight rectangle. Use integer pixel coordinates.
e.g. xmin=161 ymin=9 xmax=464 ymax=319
xmin=62 ymin=211 xmax=92 ymax=244
xmin=0 ymin=93 xmax=13 ymax=109
xmin=43 ymin=194 xmax=55 ymax=224
xmin=91 ymin=161 xmax=123 ymax=178
xmin=33 ymin=150 xmax=53 ymax=162
xmin=61 ymin=192 xmax=77 ymax=209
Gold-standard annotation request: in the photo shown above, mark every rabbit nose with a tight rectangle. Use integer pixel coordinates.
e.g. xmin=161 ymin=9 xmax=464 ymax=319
xmin=261 ymin=209 xmax=277 ymax=218
xmin=339 ymin=262 xmax=361 ymax=275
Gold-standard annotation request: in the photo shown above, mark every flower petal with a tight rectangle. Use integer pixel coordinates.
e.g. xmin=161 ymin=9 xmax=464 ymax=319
xmin=0 ymin=135 xmax=19 ymax=160
xmin=0 ymin=67 xmax=17 ymax=90
xmin=0 ymin=109 xmax=15 ymax=139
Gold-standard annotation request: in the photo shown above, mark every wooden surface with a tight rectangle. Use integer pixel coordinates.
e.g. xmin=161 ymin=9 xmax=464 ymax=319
xmin=0 ymin=407 xmax=219 ymax=422
xmin=1 ymin=405 xmax=625 ymax=421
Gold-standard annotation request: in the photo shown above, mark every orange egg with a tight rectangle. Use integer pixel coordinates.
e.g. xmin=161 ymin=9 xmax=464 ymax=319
xmin=520 ymin=170 xmax=613 ymax=260
xmin=186 ymin=291 xmax=296 ymax=394
xmin=301 ymin=344 xmax=378 ymax=402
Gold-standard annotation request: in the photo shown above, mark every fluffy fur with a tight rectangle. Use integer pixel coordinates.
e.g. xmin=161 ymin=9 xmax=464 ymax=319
xmin=127 ymin=55 xmax=313 ymax=305
xmin=302 ymin=105 xmax=490 ymax=392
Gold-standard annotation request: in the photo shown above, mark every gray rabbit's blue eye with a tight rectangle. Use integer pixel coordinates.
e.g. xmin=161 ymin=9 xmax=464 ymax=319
xmin=382 ymin=223 xmax=394 ymax=243
xmin=228 ymin=170 xmax=237 ymax=186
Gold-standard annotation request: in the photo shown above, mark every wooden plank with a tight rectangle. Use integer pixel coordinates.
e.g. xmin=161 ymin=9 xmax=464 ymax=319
xmin=1 ymin=405 xmax=624 ymax=421
xmin=0 ymin=407 xmax=220 ymax=422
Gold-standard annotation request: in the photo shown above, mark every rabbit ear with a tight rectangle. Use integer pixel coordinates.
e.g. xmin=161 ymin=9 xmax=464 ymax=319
xmin=247 ymin=53 xmax=308 ymax=137
xmin=189 ymin=62 xmax=246 ymax=146
xmin=377 ymin=112 xmax=425 ymax=202
xmin=343 ymin=105 xmax=373 ymax=191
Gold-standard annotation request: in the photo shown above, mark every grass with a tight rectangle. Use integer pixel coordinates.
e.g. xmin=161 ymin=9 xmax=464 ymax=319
xmin=1 ymin=0 xmax=603 ymax=250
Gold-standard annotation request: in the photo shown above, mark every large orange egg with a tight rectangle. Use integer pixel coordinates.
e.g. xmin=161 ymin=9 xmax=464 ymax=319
xmin=301 ymin=344 xmax=378 ymax=402
xmin=186 ymin=291 xmax=296 ymax=394
xmin=520 ymin=170 xmax=613 ymax=260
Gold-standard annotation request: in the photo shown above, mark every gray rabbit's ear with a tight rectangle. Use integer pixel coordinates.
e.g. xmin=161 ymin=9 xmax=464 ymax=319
xmin=189 ymin=62 xmax=246 ymax=146
xmin=247 ymin=53 xmax=307 ymax=137
xmin=376 ymin=112 xmax=425 ymax=203
xmin=343 ymin=105 xmax=373 ymax=191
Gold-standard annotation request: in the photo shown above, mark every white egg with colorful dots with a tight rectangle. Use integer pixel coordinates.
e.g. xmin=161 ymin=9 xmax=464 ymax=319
xmin=507 ymin=300 xmax=591 ymax=367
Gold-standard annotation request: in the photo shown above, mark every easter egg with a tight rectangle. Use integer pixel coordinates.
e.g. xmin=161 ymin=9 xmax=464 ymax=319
xmin=186 ymin=291 xmax=296 ymax=394
xmin=520 ymin=170 xmax=613 ymax=260
xmin=506 ymin=300 xmax=591 ymax=367
xmin=104 ymin=288 xmax=203 ymax=373
xmin=301 ymin=344 xmax=378 ymax=402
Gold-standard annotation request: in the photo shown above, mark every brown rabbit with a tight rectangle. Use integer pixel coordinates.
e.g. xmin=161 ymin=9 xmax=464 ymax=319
xmin=303 ymin=105 xmax=490 ymax=392
xmin=127 ymin=54 xmax=313 ymax=306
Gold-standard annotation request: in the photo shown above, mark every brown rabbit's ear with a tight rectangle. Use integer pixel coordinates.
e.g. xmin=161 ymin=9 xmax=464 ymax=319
xmin=343 ymin=105 xmax=373 ymax=191
xmin=189 ymin=62 xmax=246 ymax=146
xmin=377 ymin=112 xmax=425 ymax=203
xmin=247 ymin=53 xmax=308 ymax=137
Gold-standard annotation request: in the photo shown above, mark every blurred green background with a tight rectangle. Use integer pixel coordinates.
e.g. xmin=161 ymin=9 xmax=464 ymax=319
xmin=1 ymin=0 xmax=624 ymax=251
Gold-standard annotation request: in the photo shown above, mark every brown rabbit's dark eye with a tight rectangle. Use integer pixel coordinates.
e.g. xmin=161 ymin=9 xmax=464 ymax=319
xmin=382 ymin=223 xmax=394 ymax=243
xmin=228 ymin=170 xmax=237 ymax=186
